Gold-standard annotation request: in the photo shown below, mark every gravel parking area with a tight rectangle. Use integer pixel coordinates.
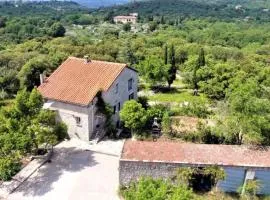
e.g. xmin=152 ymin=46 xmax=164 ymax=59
xmin=6 ymin=139 xmax=124 ymax=200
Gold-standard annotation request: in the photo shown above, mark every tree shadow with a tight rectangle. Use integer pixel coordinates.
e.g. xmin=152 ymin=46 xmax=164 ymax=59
xmin=13 ymin=146 xmax=98 ymax=197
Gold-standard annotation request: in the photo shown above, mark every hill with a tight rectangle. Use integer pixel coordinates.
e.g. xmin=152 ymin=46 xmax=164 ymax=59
xmin=97 ymin=0 xmax=270 ymax=22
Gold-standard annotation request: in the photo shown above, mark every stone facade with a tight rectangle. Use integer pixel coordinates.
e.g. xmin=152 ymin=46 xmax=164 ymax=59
xmin=119 ymin=160 xmax=270 ymax=194
xmin=119 ymin=160 xmax=186 ymax=186
xmin=46 ymin=67 xmax=138 ymax=141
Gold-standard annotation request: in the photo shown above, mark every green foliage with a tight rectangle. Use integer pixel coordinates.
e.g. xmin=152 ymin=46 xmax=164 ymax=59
xmin=49 ymin=23 xmax=66 ymax=37
xmin=18 ymin=57 xmax=51 ymax=91
xmin=162 ymin=111 xmax=171 ymax=135
xmin=238 ymin=180 xmax=261 ymax=199
xmin=95 ymin=90 xmax=115 ymax=135
xmin=120 ymin=100 xmax=147 ymax=134
xmin=0 ymin=155 xmax=21 ymax=181
xmin=123 ymin=23 xmax=131 ymax=32
xmin=174 ymin=166 xmax=226 ymax=191
xmin=121 ymin=177 xmax=196 ymax=200
xmin=137 ymin=56 xmax=169 ymax=86
xmin=0 ymin=88 xmax=67 ymax=180
xmin=167 ymin=44 xmax=177 ymax=88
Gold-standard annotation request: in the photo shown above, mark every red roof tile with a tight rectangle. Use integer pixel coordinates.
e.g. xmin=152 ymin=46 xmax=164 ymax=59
xmin=38 ymin=57 xmax=128 ymax=106
xmin=121 ymin=140 xmax=270 ymax=168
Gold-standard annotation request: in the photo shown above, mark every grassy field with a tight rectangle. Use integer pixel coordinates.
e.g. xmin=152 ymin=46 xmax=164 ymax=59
xmin=148 ymin=89 xmax=208 ymax=103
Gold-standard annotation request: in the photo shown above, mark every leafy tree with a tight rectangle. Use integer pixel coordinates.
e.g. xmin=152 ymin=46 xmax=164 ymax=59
xmin=123 ymin=41 xmax=137 ymax=65
xmin=123 ymin=23 xmax=131 ymax=32
xmin=193 ymin=48 xmax=205 ymax=90
xmin=179 ymin=50 xmax=188 ymax=65
xmin=0 ymin=17 xmax=6 ymax=28
xmin=0 ymin=88 xmax=67 ymax=180
xmin=120 ymin=100 xmax=147 ymax=134
xmin=137 ymin=56 xmax=169 ymax=86
xmin=18 ymin=57 xmax=51 ymax=91
xmin=149 ymin=21 xmax=158 ymax=32
xmin=217 ymin=79 xmax=270 ymax=145
xmin=49 ymin=23 xmax=65 ymax=37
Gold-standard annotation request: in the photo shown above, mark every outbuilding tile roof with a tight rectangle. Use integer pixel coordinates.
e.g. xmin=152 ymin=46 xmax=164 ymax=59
xmin=121 ymin=140 xmax=270 ymax=168
xmin=38 ymin=57 xmax=128 ymax=106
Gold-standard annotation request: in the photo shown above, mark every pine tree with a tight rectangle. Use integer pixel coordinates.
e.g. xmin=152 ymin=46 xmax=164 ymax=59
xmin=167 ymin=44 xmax=177 ymax=89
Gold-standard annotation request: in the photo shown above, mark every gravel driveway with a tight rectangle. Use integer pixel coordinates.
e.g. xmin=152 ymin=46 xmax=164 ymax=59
xmin=7 ymin=139 xmax=124 ymax=200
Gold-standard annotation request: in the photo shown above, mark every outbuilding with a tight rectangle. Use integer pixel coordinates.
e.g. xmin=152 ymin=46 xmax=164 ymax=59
xmin=119 ymin=140 xmax=270 ymax=194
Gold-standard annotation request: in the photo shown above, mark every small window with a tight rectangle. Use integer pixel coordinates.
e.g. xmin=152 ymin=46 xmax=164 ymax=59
xmin=113 ymin=105 xmax=117 ymax=114
xmin=75 ymin=116 xmax=81 ymax=125
xmin=115 ymin=83 xmax=119 ymax=94
xmin=129 ymin=93 xmax=134 ymax=100
xmin=118 ymin=102 xmax=121 ymax=111
xmin=128 ymin=78 xmax=133 ymax=91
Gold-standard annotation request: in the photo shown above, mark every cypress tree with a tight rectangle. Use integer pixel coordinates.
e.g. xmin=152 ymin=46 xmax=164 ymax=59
xmin=164 ymin=44 xmax=168 ymax=65
xmin=167 ymin=44 xmax=177 ymax=89
xmin=193 ymin=48 xmax=206 ymax=90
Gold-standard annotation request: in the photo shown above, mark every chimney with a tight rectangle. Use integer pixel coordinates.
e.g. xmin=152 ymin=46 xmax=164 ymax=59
xmin=84 ymin=55 xmax=91 ymax=63
xmin=40 ymin=73 xmax=45 ymax=85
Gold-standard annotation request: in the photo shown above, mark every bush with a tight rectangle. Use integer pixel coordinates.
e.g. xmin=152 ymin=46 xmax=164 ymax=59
xmin=54 ymin=122 xmax=68 ymax=141
xmin=120 ymin=177 xmax=196 ymax=200
xmin=0 ymin=156 xmax=21 ymax=181
xmin=123 ymin=23 xmax=131 ymax=32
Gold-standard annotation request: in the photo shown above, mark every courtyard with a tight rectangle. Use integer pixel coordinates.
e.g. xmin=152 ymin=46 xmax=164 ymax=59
xmin=6 ymin=139 xmax=124 ymax=200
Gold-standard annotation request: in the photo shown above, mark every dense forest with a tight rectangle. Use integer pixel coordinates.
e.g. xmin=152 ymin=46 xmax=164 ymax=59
xmin=0 ymin=0 xmax=270 ymax=196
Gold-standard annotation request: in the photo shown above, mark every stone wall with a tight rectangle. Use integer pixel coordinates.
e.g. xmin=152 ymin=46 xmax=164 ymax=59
xmin=119 ymin=160 xmax=183 ymax=186
xmin=119 ymin=160 xmax=270 ymax=195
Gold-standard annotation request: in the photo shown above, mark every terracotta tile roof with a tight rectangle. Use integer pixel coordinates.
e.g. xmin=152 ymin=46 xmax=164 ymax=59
xmin=121 ymin=140 xmax=270 ymax=168
xmin=38 ymin=57 xmax=128 ymax=106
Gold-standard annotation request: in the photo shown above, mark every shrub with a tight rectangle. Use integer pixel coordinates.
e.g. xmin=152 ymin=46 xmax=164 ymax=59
xmin=162 ymin=112 xmax=171 ymax=135
xmin=54 ymin=122 xmax=68 ymax=141
xmin=120 ymin=177 xmax=196 ymax=200
xmin=0 ymin=156 xmax=21 ymax=181
xmin=123 ymin=23 xmax=131 ymax=32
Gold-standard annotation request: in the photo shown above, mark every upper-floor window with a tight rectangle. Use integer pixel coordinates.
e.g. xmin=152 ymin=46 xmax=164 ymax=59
xmin=115 ymin=83 xmax=119 ymax=94
xmin=113 ymin=105 xmax=117 ymax=114
xmin=128 ymin=78 xmax=133 ymax=91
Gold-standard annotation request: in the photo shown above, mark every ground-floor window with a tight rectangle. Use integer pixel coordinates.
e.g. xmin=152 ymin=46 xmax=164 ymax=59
xmin=75 ymin=116 xmax=81 ymax=126
xmin=129 ymin=93 xmax=134 ymax=100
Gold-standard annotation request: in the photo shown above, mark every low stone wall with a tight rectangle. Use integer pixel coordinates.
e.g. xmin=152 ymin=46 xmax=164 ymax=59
xmin=119 ymin=160 xmax=184 ymax=186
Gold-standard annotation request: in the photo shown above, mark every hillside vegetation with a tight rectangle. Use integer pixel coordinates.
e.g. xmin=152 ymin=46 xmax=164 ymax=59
xmin=0 ymin=1 xmax=270 ymax=193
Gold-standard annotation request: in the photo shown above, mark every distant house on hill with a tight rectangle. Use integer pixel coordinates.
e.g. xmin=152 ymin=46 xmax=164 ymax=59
xmin=120 ymin=140 xmax=270 ymax=195
xmin=113 ymin=13 xmax=138 ymax=24
xmin=38 ymin=57 xmax=138 ymax=141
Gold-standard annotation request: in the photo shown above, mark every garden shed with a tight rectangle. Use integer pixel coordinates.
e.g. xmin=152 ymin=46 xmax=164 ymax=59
xmin=119 ymin=140 xmax=270 ymax=194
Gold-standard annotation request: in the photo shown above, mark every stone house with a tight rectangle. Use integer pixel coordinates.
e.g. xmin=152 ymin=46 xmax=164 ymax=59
xmin=120 ymin=140 xmax=270 ymax=195
xmin=38 ymin=57 xmax=138 ymax=141
xmin=113 ymin=13 xmax=138 ymax=24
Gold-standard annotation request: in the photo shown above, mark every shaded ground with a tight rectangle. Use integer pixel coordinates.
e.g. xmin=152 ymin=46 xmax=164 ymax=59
xmin=7 ymin=139 xmax=124 ymax=200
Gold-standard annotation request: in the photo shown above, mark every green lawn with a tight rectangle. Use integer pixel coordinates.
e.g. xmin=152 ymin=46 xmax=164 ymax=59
xmin=148 ymin=90 xmax=208 ymax=103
